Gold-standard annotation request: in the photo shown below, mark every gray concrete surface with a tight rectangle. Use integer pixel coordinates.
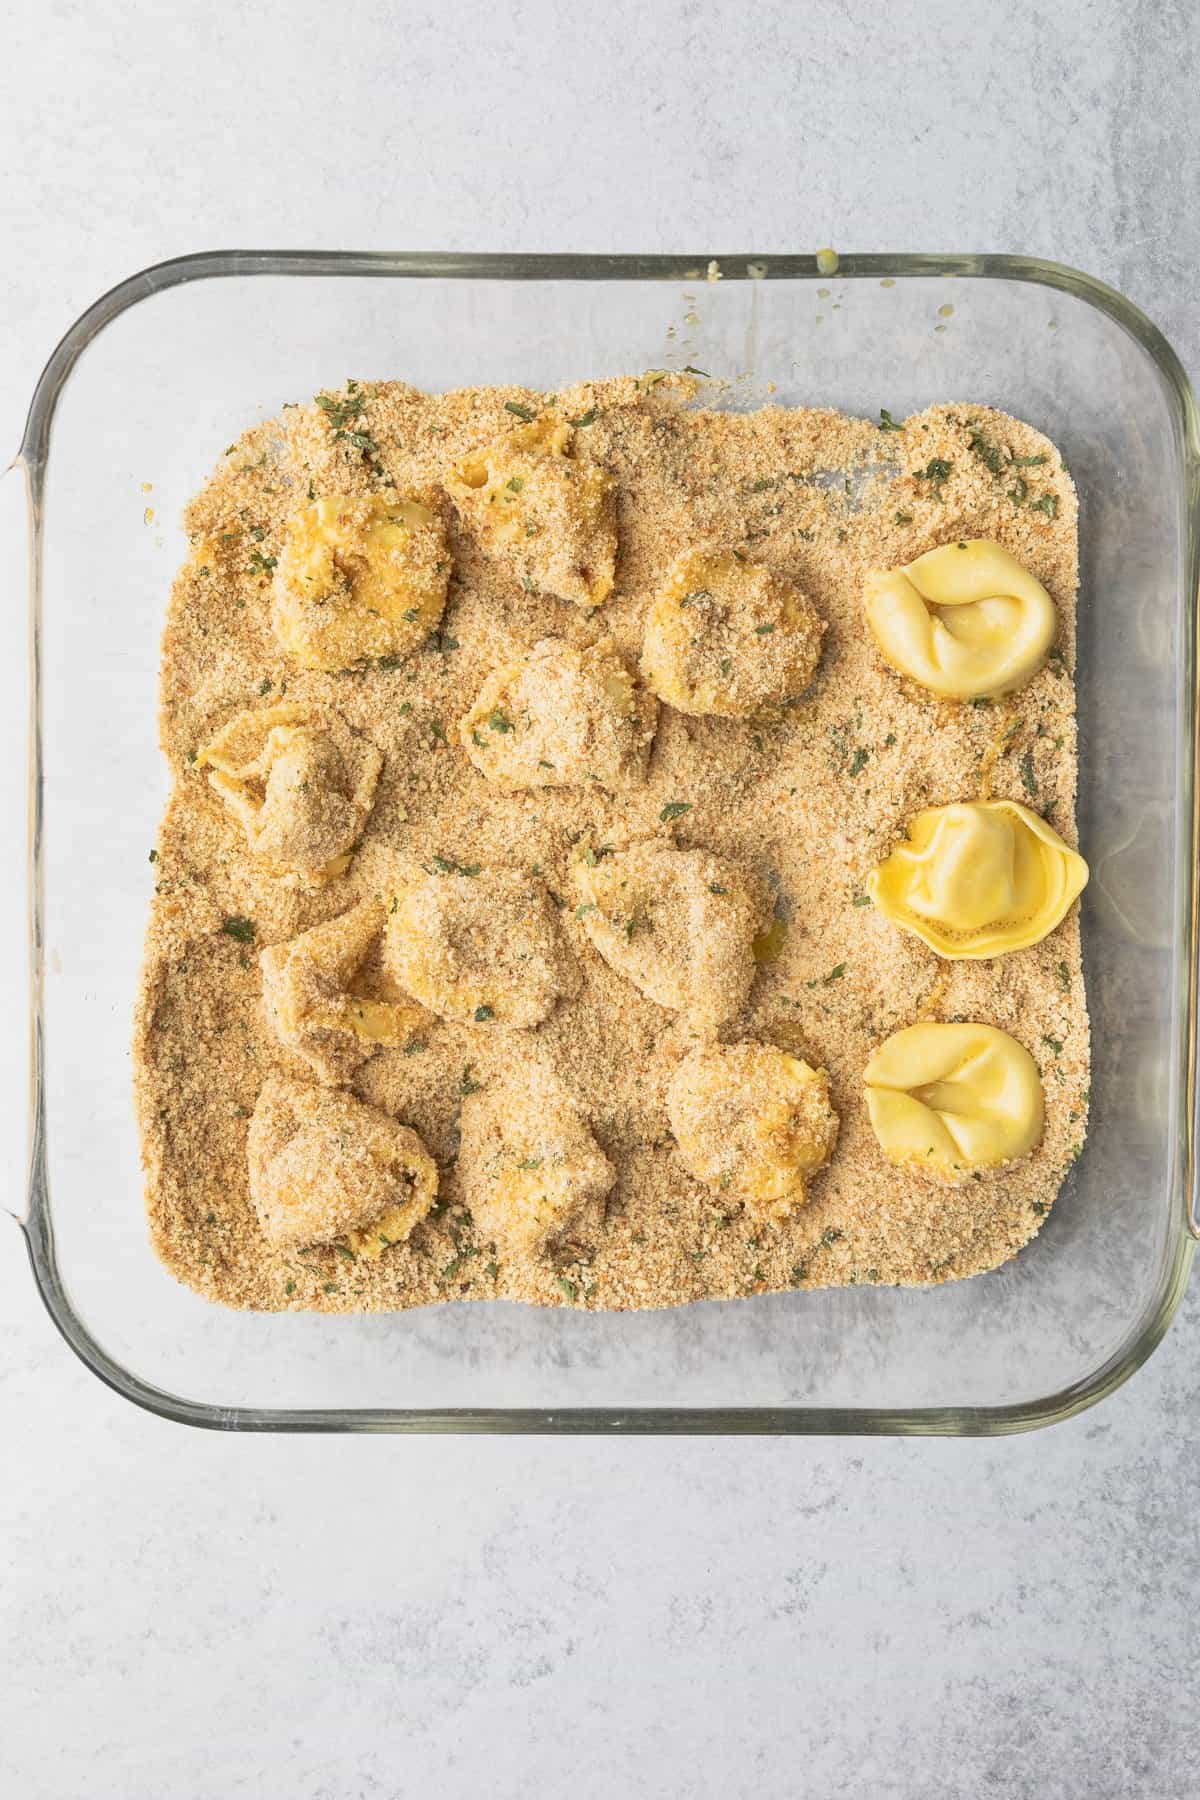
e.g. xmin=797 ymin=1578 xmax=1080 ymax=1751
xmin=2 ymin=3 xmax=1198 ymax=1794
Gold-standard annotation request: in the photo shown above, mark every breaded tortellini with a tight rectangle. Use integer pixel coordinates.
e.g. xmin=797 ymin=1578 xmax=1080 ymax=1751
xmin=385 ymin=865 xmax=578 ymax=1027
xmin=869 ymin=800 xmax=1088 ymax=959
xmin=271 ymin=491 xmax=450 ymax=671
xmin=459 ymin=1068 xmax=616 ymax=1258
xmin=571 ymin=840 xmax=770 ymax=1034
xmin=864 ymin=539 xmax=1056 ymax=700
xmin=197 ymin=703 xmax=382 ymax=881
xmin=667 ymin=1041 xmax=839 ymax=1221
xmin=248 ymin=1076 xmax=438 ymax=1258
xmin=863 ymin=1022 xmax=1044 ymax=1181
xmin=459 ymin=636 xmax=657 ymax=791
xmin=445 ymin=417 xmax=617 ymax=608
xmin=261 ymin=899 xmax=424 ymax=1084
xmin=640 ymin=549 xmax=825 ymax=717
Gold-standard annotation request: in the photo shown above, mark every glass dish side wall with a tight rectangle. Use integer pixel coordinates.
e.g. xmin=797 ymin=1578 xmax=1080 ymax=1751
xmin=16 ymin=253 xmax=1200 ymax=1432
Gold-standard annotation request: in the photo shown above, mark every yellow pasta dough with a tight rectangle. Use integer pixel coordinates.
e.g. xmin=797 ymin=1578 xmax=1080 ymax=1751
xmin=571 ymin=839 xmax=770 ymax=1035
xmin=260 ymin=899 xmax=424 ymax=1084
xmin=247 ymin=1076 xmax=438 ymax=1258
xmin=271 ymin=491 xmax=450 ymax=670
xmin=197 ymin=703 xmax=382 ymax=880
xmin=446 ymin=417 xmax=617 ymax=607
xmin=869 ymin=799 xmax=1088 ymax=958
xmin=384 ymin=865 xmax=578 ymax=1027
xmin=459 ymin=636 xmax=657 ymax=790
xmin=641 ymin=548 xmax=825 ymax=717
xmin=458 ymin=1069 xmax=616 ymax=1257
xmin=863 ymin=1022 xmax=1044 ymax=1180
xmin=667 ymin=1041 xmax=839 ymax=1222
xmin=864 ymin=539 xmax=1056 ymax=699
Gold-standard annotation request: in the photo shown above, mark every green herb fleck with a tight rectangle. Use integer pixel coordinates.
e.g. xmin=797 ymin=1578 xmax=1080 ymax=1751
xmin=1030 ymin=493 xmax=1060 ymax=519
xmin=431 ymin=855 xmax=481 ymax=877
xmin=824 ymin=962 xmax=847 ymax=985
xmin=557 ymin=1277 xmax=577 ymax=1302
xmin=315 ymin=392 xmax=363 ymax=429
xmin=1042 ymin=1035 xmax=1063 ymax=1056
xmin=682 ymin=364 xmax=709 ymax=376
xmin=488 ymin=708 xmax=514 ymax=733
xmin=221 ymin=916 xmax=255 ymax=944
xmin=754 ymin=622 xmax=775 ymax=636
xmin=403 ymin=1038 xmax=427 ymax=1056
xmin=248 ymin=549 xmax=277 ymax=575
xmin=460 ymin=1064 xmax=482 ymax=1096
xmin=879 ymin=409 xmax=905 ymax=432
xmin=474 ymin=1005 xmax=495 ymax=1022
xmin=567 ymin=408 xmax=597 ymax=427
xmin=894 ymin=510 xmax=913 ymax=524
xmin=1019 ymin=749 xmax=1038 ymax=796
xmin=504 ymin=400 xmax=536 ymax=422
xmin=849 ymin=747 xmax=869 ymax=777
xmin=916 ymin=457 xmax=952 ymax=491
xmin=660 ymin=801 xmax=693 ymax=822
xmin=852 ymin=894 xmax=871 ymax=907
xmin=258 ymin=677 xmax=273 ymax=695
xmin=967 ymin=430 xmax=1004 ymax=476
xmin=1057 ymin=961 xmax=1071 ymax=993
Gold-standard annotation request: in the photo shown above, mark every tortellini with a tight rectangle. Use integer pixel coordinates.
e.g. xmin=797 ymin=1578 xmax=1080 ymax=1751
xmin=459 ymin=1069 xmax=616 ymax=1258
xmin=863 ymin=1022 xmax=1044 ymax=1180
xmin=869 ymin=800 xmax=1088 ymax=958
xmin=271 ymin=491 xmax=450 ymax=670
xmin=198 ymin=703 xmax=382 ymax=880
xmin=667 ymin=1041 xmax=839 ymax=1222
xmin=571 ymin=841 xmax=770 ymax=1034
xmin=445 ymin=417 xmax=617 ymax=608
xmin=641 ymin=549 xmax=825 ymax=717
xmin=458 ymin=636 xmax=657 ymax=791
xmin=864 ymin=539 xmax=1056 ymax=699
xmin=385 ymin=865 xmax=578 ymax=1027
xmin=261 ymin=899 xmax=424 ymax=1084
xmin=248 ymin=1076 xmax=438 ymax=1258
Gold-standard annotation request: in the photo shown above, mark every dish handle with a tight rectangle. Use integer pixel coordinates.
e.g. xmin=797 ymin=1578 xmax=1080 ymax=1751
xmin=1 ymin=458 xmax=35 ymax=1225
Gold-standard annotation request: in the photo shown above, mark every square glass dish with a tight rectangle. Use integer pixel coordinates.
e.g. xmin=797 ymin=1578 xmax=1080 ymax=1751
xmin=10 ymin=252 xmax=1200 ymax=1434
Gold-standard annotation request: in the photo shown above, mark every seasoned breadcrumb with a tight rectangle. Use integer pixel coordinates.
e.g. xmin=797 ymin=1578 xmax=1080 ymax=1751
xmin=134 ymin=379 xmax=1088 ymax=1313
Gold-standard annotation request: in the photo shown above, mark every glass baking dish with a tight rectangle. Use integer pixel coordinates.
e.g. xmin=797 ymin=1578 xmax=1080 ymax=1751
xmin=9 ymin=251 xmax=1200 ymax=1434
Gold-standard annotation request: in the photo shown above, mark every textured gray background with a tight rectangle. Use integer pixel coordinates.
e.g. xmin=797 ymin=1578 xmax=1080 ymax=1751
xmin=2 ymin=3 xmax=1199 ymax=1795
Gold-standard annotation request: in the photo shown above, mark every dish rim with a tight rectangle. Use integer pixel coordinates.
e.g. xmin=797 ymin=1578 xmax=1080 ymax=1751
xmin=13 ymin=248 xmax=1200 ymax=1435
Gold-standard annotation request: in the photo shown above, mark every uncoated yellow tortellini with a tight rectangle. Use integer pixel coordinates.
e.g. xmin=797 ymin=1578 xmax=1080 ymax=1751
xmin=864 ymin=539 xmax=1056 ymax=699
xmin=863 ymin=1022 xmax=1044 ymax=1180
xmin=868 ymin=799 xmax=1088 ymax=959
